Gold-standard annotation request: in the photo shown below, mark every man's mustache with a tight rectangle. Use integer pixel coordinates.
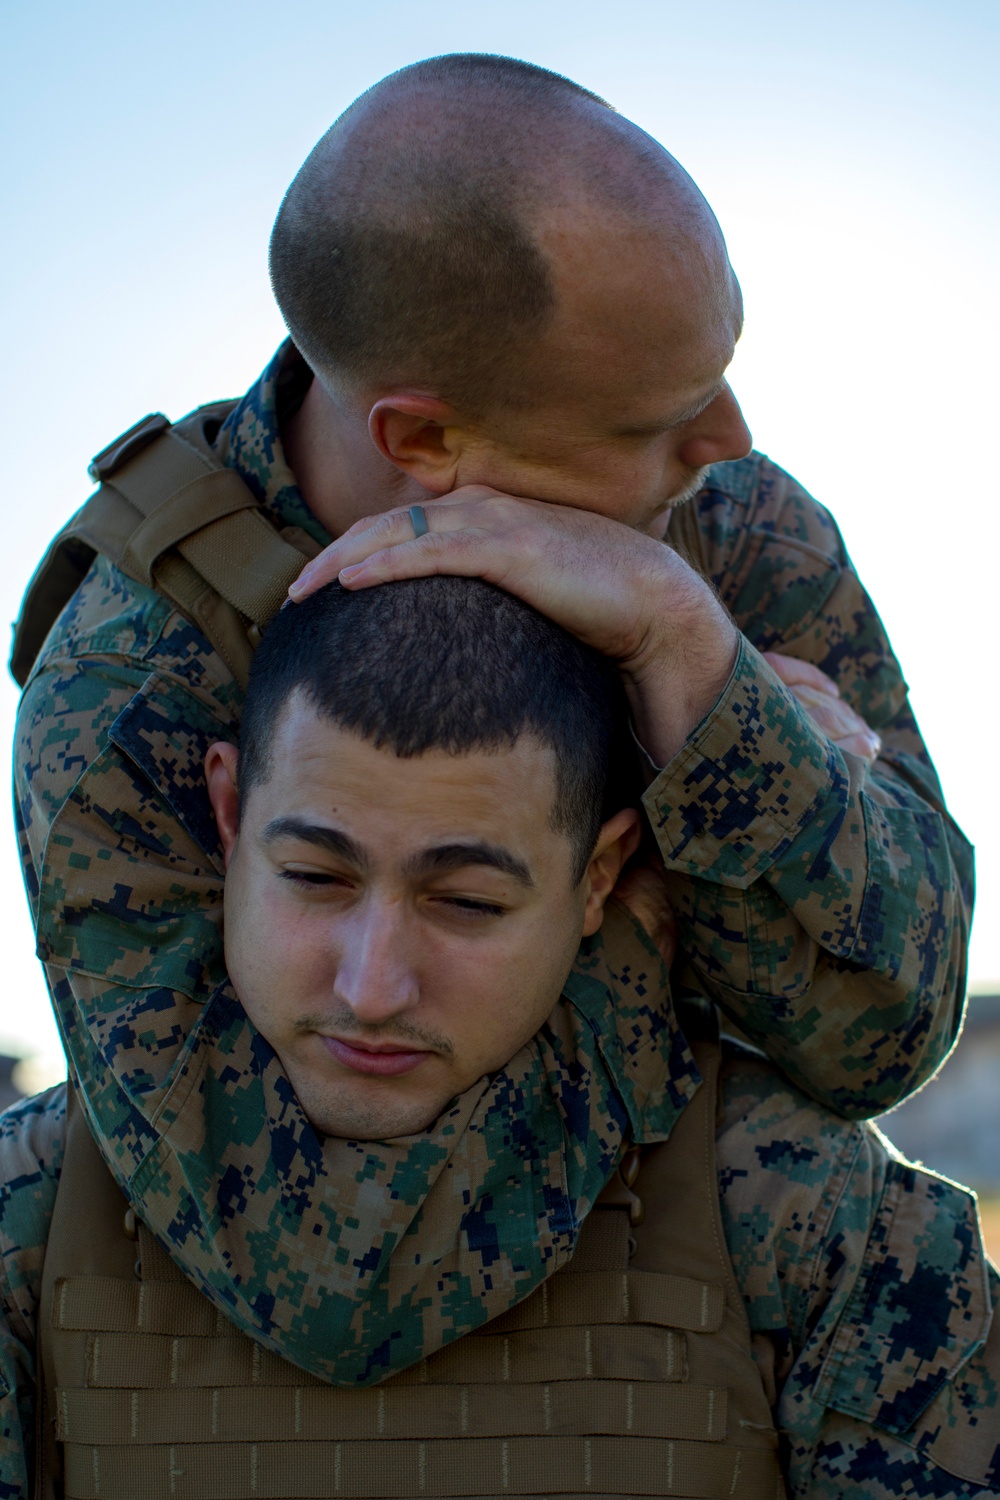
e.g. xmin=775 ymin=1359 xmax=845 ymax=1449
xmin=294 ymin=1009 xmax=454 ymax=1056
xmin=666 ymin=467 xmax=709 ymax=510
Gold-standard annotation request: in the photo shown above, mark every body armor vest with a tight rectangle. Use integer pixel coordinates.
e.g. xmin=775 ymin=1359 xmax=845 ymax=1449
xmin=36 ymin=1036 xmax=784 ymax=1500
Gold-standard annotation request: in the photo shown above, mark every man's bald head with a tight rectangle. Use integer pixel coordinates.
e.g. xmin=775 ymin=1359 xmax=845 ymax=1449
xmin=269 ymin=54 xmax=727 ymax=420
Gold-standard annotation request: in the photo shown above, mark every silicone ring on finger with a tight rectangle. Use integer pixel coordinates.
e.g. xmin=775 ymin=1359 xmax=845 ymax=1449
xmin=409 ymin=504 xmax=429 ymax=539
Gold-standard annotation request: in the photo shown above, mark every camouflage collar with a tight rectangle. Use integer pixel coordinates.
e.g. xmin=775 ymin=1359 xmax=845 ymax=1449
xmin=217 ymin=340 xmax=332 ymax=549
xmin=566 ymin=900 xmax=701 ymax=1145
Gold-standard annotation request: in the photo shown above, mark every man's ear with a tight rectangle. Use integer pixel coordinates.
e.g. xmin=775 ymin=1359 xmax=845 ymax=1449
xmin=205 ymin=741 xmax=241 ymax=869
xmin=368 ymin=394 xmax=468 ymax=493
xmin=580 ymin=808 xmax=642 ymax=937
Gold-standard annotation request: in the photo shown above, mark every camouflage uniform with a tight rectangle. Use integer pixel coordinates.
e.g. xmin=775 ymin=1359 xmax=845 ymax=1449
xmin=12 ymin=343 xmax=973 ymax=1386
xmin=2 ymin=1027 xmax=997 ymax=1500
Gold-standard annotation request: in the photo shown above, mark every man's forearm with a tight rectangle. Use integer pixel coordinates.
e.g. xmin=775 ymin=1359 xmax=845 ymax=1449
xmin=644 ymin=642 xmax=972 ymax=1115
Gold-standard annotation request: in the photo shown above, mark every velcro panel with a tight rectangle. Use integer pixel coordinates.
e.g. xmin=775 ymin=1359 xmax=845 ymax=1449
xmin=389 ymin=1325 xmax=685 ymax=1385
xmin=64 ymin=1435 xmax=782 ymax=1500
xmin=56 ymin=1379 xmax=728 ymax=1444
xmin=179 ymin=507 xmax=305 ymax=624
xmin=487 ymin=1272 xmax=724 ymax=1336
xmin=121 ymin=470 xmax=260 ymax=585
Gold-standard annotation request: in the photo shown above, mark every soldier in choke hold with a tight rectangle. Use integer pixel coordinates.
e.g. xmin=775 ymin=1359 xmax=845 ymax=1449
xmin=3 ymin=578 xmax=995 ymax=1498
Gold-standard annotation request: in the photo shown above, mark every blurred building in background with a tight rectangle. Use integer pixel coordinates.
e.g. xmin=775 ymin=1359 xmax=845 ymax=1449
xmin=878 ymin=993 xmax=1000 ymax=1192
xmin=0 ymin=1056 xmax=23 ymax=1114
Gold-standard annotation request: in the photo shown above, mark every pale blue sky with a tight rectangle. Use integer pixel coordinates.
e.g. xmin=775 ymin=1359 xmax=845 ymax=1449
xmin=1 ymin=0 xmax=997 ymax=1077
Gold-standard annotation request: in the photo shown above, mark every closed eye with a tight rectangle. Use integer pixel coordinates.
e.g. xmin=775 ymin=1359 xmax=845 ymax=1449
xmin=437 ymin=896 xmax=507 ymax=918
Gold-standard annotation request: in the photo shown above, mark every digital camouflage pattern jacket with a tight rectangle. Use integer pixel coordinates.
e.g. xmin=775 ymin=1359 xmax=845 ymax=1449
xmin=0 ymin=1037 xmax=997 ymax=1499
xmin=12 ymin=343 xmax=974 ymax=1387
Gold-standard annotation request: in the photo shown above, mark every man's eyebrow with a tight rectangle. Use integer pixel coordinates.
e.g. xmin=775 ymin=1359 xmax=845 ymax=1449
xmin=616 ymin=381 xmax=727 ymax=436
xmin=404 ymin=842 xmax=535 ymax=888
xmin=261 ymin=817 xmax=367 ymax=868
xmin=674 ymin=382 xmax=725 ymax=424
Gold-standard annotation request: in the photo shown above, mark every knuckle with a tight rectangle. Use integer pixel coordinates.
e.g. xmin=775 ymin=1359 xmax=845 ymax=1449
xmin=347 ymin=511 xmax=382 ymax=535
xmin=356 ymin=509 xmax=405 ymax=538
xmin=380 ymin=509 xmax=410 ymax=536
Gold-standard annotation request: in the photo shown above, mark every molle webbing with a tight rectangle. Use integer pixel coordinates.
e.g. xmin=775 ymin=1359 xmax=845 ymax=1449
xmin=10 ymin=406 xmax=318 ymax=690
xmin=38 ymin=1046 xmax=784 ymax=1499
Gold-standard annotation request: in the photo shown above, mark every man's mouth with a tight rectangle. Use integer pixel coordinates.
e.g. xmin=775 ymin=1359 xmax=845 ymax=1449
xmin=321 ymin=1035 xmax=433 ymax=1077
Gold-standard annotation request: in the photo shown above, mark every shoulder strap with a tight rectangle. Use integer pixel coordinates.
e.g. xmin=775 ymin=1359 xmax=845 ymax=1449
xmin=11 ymin=405 xmax=313 ymax=690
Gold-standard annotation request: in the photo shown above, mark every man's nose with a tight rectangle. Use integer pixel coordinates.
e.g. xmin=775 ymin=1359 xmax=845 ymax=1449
xmin=332 ymin=901 xmax=420 ymax=1025
xmin=678 ymin=383 xmax=752 ymax=469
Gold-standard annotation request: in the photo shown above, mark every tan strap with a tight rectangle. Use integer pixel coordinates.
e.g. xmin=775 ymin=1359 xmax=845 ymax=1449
xmin=63 ymin=1434 xmax=782 ymax=1500
xmin=55 ymin=1266 xmax=722 ymax=1344
xmin=487 ymin=1270 xmax=724 ymax=1335
xmin=107 ymin=424 xmax=306 ymax=633
xmin=54 ymin=1276 xmax=230 ymax=1337
xmin=52 ymin=1330 xmax=309 ymax=1393
xmin=56 ymin=1379 xmax=728 ymax=1445
xmin=120 ymin=470 xmax=262 ymax=584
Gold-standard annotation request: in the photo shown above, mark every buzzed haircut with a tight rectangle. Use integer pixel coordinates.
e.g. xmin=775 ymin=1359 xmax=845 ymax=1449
xmin=239 ymin=577 xmax=634 ymax=883
xmin=269 ymin=54 xmax=610 ymax=418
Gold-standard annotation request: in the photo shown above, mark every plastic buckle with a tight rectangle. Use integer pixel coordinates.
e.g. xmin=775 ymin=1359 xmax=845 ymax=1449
xmin=88 ymin=412 xmax=170 ymax=482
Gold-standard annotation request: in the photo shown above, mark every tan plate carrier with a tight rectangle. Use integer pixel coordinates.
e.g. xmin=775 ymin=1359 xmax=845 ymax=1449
xmin=10 ymin=405 xmax=321 ymax=691
xmin=35 ymin=1032 xmax=784 ymax=1500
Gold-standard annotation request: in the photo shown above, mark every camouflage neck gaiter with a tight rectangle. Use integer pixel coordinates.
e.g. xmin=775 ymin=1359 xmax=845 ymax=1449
xmin=89 ymin=903 xmax=698 ymax=1385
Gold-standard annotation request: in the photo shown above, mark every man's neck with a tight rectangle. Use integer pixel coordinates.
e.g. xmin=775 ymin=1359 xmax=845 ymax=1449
xmin=282 ymin=377 xmax=416 ymax=539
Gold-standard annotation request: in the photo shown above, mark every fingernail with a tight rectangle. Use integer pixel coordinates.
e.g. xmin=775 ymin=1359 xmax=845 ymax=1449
xmin=339 ymin=564 xmax=363 ymax=584
xmin=287 ymin=576 xmax=307 ymax=598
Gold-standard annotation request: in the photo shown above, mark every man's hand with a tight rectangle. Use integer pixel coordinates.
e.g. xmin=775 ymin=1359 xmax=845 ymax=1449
xmin=613 ymin=858 xmax=678 ymax=968
xmin=765 ymin=653 xmax=882 ymax=763
xmin=288 ymin=487 xmax=739 ymax=766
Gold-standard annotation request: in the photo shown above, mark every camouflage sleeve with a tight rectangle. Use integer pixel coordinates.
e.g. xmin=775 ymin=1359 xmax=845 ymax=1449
xmin=717 ymin=1044 xmax=999 ymax=1498
xmin=648 ymin=454 xmax=973 ymax=1117
xmin=0 ymin=1085 xmax=66 ymax=1498
xmin=13 ymin=559 xmax=688 ymax=1384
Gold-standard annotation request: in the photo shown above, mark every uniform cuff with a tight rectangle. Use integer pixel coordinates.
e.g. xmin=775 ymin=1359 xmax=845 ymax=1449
xmin=642 ymin=638 xmax=839 ymax=889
